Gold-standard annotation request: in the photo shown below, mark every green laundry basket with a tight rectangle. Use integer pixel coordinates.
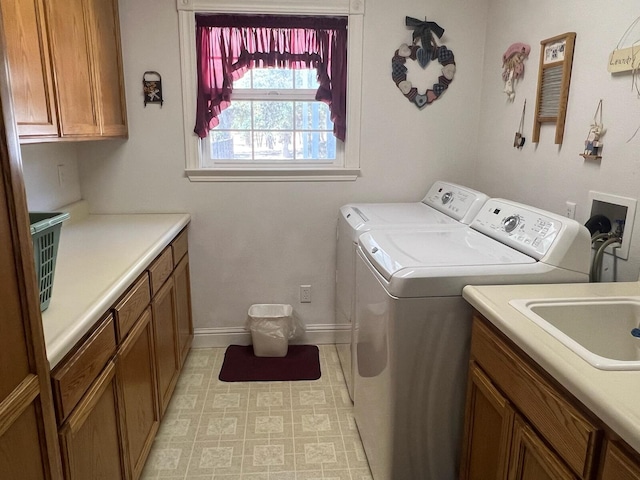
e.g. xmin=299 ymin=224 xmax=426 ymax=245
xmin=29 ymin=212 xmax=70 ymax=311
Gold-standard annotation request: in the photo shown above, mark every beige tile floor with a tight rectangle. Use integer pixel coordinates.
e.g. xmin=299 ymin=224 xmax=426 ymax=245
xmin=141 ymin=345 xmax=373 ymax=480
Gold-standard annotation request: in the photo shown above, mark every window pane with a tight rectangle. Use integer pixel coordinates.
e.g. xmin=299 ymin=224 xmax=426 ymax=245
xmin=209 ymin=130 xmax=253 ymax=160
xmin=217 ymin=101 xmax=252 ymax=129
xmin=252 ymin=68 xmax=293 ymax=89
xmin=295 ymin=132 xmax=336 ymax=160
xmin=253 ymin=131 xmax=294 ymax=160
xmin=253 ymin=101 xmax=293 ymax=130
xmin=233 ymin=72 xmax=251 ymax=89
xmin=295 ymin=102 xmax=331 ymax=130
xmin=294 ymin=69 xmax=319 ymax=89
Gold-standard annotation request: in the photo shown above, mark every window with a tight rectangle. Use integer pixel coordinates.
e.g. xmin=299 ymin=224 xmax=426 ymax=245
xmin=204 ymin=68 xmax=340 ymax=166
xmin=177 ymin=0 xmax=365 ymax=181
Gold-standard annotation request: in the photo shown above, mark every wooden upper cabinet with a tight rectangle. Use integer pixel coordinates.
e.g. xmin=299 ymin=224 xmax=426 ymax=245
xmin=46 ymin=0 xmax=127 ymax=138
xmin=1 ymin=0 xmax=127 ymax=141
xmin=88 ymin=0 xmax=127 ymax=136
xmin=0 ymin=0 xmax=58 ymax=138
xmin=47 ymin=0 xmax=100 ymax=137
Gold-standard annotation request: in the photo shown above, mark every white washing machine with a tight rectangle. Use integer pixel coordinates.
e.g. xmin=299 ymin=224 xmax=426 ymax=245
xmin=336 ymin=181 xmax=488 ymax=400
xmin=353 ymin=198 xmax=591 ymax=480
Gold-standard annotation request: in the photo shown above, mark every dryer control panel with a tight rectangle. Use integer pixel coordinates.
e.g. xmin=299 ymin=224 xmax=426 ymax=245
xmin=471 ymin=199 xmax=566 ymax=260
xmin=421 ymin=181 xmax=488 ymax=224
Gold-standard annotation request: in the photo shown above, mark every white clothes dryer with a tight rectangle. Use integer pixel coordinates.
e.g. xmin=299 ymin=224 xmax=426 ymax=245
xmin=336 ymin=181 xmax=488 ymax=400
xmin=353 ymin=198 xmax=591 ymax=480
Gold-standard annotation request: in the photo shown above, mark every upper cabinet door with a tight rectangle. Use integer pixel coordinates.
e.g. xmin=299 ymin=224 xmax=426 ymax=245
xmin=1 ymin=0 xmax=58 ymax=138
xmin=46 ymin=0 xmax=101 ymax=137
xmin=88 ymin=0 xmax=127 ymax=137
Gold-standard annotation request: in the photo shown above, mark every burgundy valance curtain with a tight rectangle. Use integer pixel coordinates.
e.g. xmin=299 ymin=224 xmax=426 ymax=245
xmin=194 ymin=14 xmax=348 ymax=141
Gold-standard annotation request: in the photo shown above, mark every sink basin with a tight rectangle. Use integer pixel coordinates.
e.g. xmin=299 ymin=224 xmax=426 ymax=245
xmin=509 ymin=297 xmax=640 ymax=370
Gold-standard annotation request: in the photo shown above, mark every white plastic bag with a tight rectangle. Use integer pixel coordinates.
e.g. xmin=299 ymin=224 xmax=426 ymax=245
xmin=246 ymin=304 xmax=304 ymax=357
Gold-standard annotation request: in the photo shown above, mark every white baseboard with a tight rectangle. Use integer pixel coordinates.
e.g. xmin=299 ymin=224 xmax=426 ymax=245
xmin=192 ymin=323 xmax=351 ymax=349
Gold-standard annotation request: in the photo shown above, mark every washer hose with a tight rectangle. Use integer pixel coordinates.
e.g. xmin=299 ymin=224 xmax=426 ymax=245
xmin=590 ymin=233 xmax=613 ymax=281
xmin=590 ymin=236 xmax=622 ymax=282
xmin=591 ymin=232 xmax=610 ymax=243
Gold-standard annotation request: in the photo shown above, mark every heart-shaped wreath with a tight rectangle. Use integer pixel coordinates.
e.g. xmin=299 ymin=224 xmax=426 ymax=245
xmin=392 ymin=17 xmax=456 ymax=109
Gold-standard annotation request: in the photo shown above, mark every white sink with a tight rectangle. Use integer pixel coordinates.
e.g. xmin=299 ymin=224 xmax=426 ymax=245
xmin=509 ymin=297 xmax=640 ymax=370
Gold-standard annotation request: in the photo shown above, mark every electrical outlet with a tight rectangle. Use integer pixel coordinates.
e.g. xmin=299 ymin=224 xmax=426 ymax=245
xmin=57 ymin=164 xmax=66 ymax=187
xmin=300 ymin=285 xmax=311 ymax=303
xmin=565 ymin=201 xmax=576 ymax=219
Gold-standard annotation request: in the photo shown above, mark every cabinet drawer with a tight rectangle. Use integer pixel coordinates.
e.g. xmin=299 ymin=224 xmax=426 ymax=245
xmin=471 ymin=316 xmax=600 ymax=478
xmin=148 ymin=247 xmax=173 ymax=297
xmin=113 ymin=273 xmax=150 ymax=341
xmin=51 ymin=315 xmax=116 ymax=424
xmin=171 ymin=228 xmax=188 ymax=267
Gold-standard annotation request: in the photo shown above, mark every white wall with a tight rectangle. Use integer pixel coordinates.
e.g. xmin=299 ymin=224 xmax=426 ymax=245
xmin=21 ymin=143 xmax=82 ymax=211
xmin=475 ymin=0 xmax=640 ymax=281
xmin=72 ymin=0 xmax=489 ymax=338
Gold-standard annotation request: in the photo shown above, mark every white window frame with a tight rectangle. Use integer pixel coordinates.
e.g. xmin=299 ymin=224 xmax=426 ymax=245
xmin=177 ymin=0 xmax=365 ymax=182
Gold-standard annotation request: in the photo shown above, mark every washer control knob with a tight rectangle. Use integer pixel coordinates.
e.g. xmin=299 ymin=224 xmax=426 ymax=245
xmin=441 ymin=192 xmax=453 ymax=204
xmin=371 ymin=247 xmax=379 ymax=254
xmin=502 ymin=215 xmax=520 ymax=233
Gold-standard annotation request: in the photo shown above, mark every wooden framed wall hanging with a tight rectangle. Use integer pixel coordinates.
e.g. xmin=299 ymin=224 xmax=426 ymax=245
xmin=532 ymin=32 xmax=576 ymax=144
xmin=143 ymin=71 xmax=163 ymax=107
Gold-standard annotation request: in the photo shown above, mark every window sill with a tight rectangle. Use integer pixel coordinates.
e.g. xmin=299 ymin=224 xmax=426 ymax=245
xmin=186 ymin=168 xmax=360 ymax=182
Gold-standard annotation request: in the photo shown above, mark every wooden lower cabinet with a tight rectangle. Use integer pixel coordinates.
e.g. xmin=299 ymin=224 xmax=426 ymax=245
xmin=151 ymin=276 xmax=180 ymax=417
xmin=459 ymin=363 xmax=513 ymax=480
xmin=47 ymin=228 xmax=191 ymax=480
xmin=58 ymin=361 xmax=124 ymax=480
xmin=461 ymin=313 xmax=640 ymax=480
xmin=461 ymin=314 xmax=600 ymax=480
xmin=117 ymin=307 xmax=159 ymax=480
xmin=599 ymin=441 xmax=640 ymax=480
xmin=174 ymin=253 xmax=193 ymax=367
xmin=508 ymin=415 xmax=577 ymax=480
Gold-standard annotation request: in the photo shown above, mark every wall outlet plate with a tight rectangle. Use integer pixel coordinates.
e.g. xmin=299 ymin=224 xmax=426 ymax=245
xmin=300 ymin=285 xmax=311 ymax=303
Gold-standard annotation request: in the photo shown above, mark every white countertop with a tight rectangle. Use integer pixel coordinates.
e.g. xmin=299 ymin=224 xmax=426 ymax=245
xmin=463 ymin=281 xmax=640 ymax=453
xmin=42 ymin=211 xmax=190 ymax=368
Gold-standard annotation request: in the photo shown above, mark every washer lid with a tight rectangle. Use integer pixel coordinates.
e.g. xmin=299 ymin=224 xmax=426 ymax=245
xmin=359 ymin=228 xmax=536 ymax=281
xmin=340 ymin=202 xmax=460 ymax=235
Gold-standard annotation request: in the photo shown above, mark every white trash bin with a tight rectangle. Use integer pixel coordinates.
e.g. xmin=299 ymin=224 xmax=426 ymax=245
xmin=248 ymin=304 xmax=294 ymax=357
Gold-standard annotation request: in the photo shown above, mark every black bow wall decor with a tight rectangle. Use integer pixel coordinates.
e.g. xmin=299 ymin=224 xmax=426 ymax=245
xmin=405 ymin=16 xmax=445 ymax=57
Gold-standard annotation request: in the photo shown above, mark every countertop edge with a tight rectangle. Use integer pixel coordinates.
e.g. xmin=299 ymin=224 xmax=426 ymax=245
xmin=44 ymin=213 xmax=191 ymax=368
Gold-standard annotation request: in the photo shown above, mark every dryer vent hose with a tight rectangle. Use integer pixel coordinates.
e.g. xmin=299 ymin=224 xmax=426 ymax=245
xmin=585 ymin=214 xmax=612 ymax=236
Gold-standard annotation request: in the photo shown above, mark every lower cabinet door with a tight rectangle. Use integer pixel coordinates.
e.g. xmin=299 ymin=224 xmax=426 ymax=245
xmin=600 ymin=441 xmax=640 ymax=480
xmin=58 ymin=360 xmax=124 ymax=480
xmin=460 ymin=362 xmax=514 ymax=480
xmin=118 ymin=307 xmax=159 ymax=480
xmin=174 ymin=254 xmax=193 ymax=367
xmin=508 ymin=415 xmax=578 ymax=480
xmin=151 ymin=277 xmax=180 ymax=417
